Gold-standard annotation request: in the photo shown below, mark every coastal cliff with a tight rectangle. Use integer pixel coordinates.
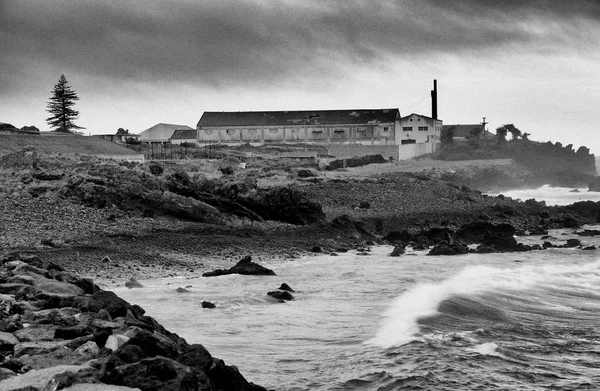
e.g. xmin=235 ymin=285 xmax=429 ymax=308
xmin=432 ymin=139 xmax=597 ymax=191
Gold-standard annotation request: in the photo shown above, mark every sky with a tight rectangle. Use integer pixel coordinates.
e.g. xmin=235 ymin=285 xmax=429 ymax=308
xmin=1 ymin=0 xmax=600 ymax=152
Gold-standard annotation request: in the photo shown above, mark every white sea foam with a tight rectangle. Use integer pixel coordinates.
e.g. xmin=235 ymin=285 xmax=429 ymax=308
xmin=466 ymin=342 xmax=501 ymax=356
xmin=368 ymin=260 xmax=600 ymax=348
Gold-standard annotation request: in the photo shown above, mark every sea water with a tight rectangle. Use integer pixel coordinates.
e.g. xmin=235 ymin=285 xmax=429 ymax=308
xmin=113 ymin=187 xmax=600 ymax=390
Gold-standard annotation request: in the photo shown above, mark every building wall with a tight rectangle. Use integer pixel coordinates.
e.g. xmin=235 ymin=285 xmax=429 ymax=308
xmin=399 ymin=114 xmax=441 ymax=155
xmin=197 ymin=122 xmax=398 ymax=145
xmin=398 ymin=143 xmax=429 ymax=160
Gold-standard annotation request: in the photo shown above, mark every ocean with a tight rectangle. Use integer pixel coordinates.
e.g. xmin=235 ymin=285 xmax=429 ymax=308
xmin=113 ymin=187 xmax=600 ymax=390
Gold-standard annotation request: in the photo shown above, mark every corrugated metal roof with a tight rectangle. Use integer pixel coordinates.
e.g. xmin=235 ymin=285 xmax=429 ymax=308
xmin=197 ymin=109 xmax=400 ymax=127
xmin=171 ymin=129 xmax=197 ymax=140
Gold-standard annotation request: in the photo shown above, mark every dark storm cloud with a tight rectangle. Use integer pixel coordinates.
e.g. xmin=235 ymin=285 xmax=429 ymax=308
xmin=1 ymin=0 xmax=599 ymax=88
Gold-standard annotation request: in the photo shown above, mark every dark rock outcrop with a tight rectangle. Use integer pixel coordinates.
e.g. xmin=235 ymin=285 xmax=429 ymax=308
xmin=278 ymin=283 xmax=294 ymax=292
xmin=202 ymin=256 xmax=276 ymax=277
xmin=0 ymin=253 xmax=265 ymax=390
xmin=267 ymin=291 xmax=294 ymax=302
xmin=428 ymin=241 xmax=469 ymax=256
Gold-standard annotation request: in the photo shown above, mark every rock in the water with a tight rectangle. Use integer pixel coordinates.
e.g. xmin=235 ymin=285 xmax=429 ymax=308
xmin=267 ymin=291 xmax=294 ymax=301
xmin=202 ymin=255 xmax=276 ymax=277
xmin=202 ymin=301 xmax=216 ymax=309
xmin=428 ymin=241 xmax=469 ymax=256
xmin=278 ymin=283 xmax=294 ymax=292
xmin=389 ymin=245 xmax=405 ymax=257
xmin=175 ymin=287 xmax=190 ymax=293
xmin=563 ymin=238 xmax=581 ymax=248
xmin=125 ymin=278 xmax=143 ymax=289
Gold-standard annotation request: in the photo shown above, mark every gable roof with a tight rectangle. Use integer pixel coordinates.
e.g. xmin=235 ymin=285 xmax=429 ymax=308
xmin=197 ymin=109 xmax=400 ymax=128
xmin=171 ymin=129 xmax=197 ymax=140
xmin=401 ymin=113 xmax=435 ymax=120
xmin=139 ymin=123 xmax=195 ymax=141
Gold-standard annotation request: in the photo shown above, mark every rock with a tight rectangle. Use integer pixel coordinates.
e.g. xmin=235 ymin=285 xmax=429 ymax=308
xmin=62 ymin=384 xmax=141 ymax=390
xmin=0 ymin=331 xmax=19 ymax=351
xmin=576 ymin=229 xmax=600 ymax=236
xmin=563 ymin=238 xmax=581 ymax=248
xmin=278 ymin=283 xmax=294 ymax=292
xmin=54 ymin=325 xmax=92 ymax=340
xmin=201 ymin=301 xmax=216 ymax=309
xmin=74 ymin=341 xmax=100 ymax=356
xmin=118 ymin=329 xmax=178 ymax=359
xmin=46 ymin=262 xmax=66 ymax=272
xmin=208 ymin=358 xmax=267 ymax=391
xmin=14 ymin=325 xmax=59 ymax=342
xmin=13 ymin=340 xmax=74 ymax=358
xmin=202 ymin=256 xmax=276 ymax=277
xmin=570 ymin=189 xmax=580 ymax=193
xmin=583 ymin=245 xmax=596 ymax=250
xmin=456 ymin=222 xmax=516 ymax=243
xmin=0 ymin=368 xmax=16 ymax=381
xmin=383 ymin=230 xmax=413 ymax=244
xmin=267 ymin=291 xmax=294 ymax=301
xmin=542 ymin=241 xmax=555 ymax=248
xmin=475 ymin=245 xmax=496 ymax=253
xmin=176 ymin=287 xmax=190 ymax=293
xmin=428 ymin=241 xmax=469 ymax=256
xmin=105 ymin=335 xmax=130 ymax=352
xmin=0 ymin=364 xmax=96 ymax=391
xmin=104 ymin=356 xmax=206 ymax=391
xmin=81 ymin=290 xmax=130 ymax=319
xmin=177 ymin=344 xmax=213 ymax=373
xmin=389 ymin=245 xmax=405 ymax=257
xmin=310 ymin=245 xmax=322 ymax=253
xmin=125 ymin=278 xmax=143 ymax=289
xmin=149 ymin=163 xmax=164 ymax=176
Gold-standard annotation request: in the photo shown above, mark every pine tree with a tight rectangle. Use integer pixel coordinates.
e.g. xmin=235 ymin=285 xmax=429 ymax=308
xmin=46 ymin=74 xmax=84 ymax=133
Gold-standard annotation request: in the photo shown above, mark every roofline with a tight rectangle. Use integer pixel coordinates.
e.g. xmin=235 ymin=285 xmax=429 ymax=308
xmin=201 ymin=108 xmax=399 ymax=114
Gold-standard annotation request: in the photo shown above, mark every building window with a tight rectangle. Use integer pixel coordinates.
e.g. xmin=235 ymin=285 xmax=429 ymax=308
xmin=401 ymin=139 xmax=416 ymax=144
xmin=403 ymin=127 xmax=413 ymax=131
xmin=269 ymin=128 xmax=278 ymax=134
xmin=333 ymin=129 xmax=345 ymax=134
xmin=226 ymin=129 xmax=235 ymax=135
xmin=418 ymin=126 xmax=428 ymax=131
xmin=204 ymin=130 xmax=213 ymax=135
xmin=383 ymin=127 xmax=389 ymax=132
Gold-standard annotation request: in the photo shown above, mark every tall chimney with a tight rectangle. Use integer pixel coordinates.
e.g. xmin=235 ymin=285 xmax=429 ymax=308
xmin=431 ymin=79 xmax=438 ymax=120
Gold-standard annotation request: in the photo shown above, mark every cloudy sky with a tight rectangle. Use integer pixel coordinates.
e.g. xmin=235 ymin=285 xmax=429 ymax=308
xmin=1 ymin=0 xmax=600 ymax=152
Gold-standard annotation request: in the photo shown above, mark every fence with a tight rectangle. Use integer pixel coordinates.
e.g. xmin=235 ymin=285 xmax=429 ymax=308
xmin=125 ymin=142 xmax=222 ymax=161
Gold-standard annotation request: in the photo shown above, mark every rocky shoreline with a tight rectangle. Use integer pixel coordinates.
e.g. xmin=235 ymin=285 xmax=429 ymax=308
xmin=0 ymin=253 xmax=267 ymax=390
xmin=3 ymin=150 xmax=600 ymax=389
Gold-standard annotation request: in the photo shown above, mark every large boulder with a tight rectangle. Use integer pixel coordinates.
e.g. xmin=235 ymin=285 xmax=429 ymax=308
xmin=456 ymin=222 xmax=516 ymax=244
xmin=203 ymin=256 xmax=276 ymax=277
xmin=103 ymin=356 xmax=208 ymax=391
xmin=428 ymin=241 xmax=469 ymax=256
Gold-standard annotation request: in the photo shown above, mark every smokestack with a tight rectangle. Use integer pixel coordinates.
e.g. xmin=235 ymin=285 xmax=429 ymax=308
xmin=431 ymin=79 xmax=438 ymax=120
